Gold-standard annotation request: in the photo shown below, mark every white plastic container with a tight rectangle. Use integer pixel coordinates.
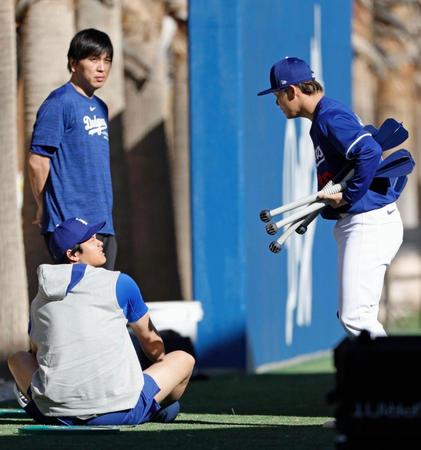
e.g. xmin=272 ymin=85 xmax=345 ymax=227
xmin=145 ymin=301 xmax=204 ymax=343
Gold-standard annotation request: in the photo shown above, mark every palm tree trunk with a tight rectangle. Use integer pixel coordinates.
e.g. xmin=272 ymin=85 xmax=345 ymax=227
xmin=77 ymin=0 xmax=125 ymax=117
xmin=0 ymin=0 xmax=29 ymax=372
xmin=122 ymin=0 xmax=182 ymax=299
xmin=371 ymin=1 xmax=421 ymax=325
xmin=21 ymin=0 xmax=75 ymax=299
xmin=168 ymin=17 xmax=192 ymax=300
xmin=76 ymin=0 xmax=130 ymax=273
xmin=374 ymin=1 xmax=419 ymax=228
xmin=352 ymin=0 xmax=378 ymax=123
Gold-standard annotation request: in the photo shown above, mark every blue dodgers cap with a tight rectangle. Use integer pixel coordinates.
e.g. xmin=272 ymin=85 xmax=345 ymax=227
xmin=49 ymin=217 xmax=105 ymax=261
xmin=257 ymin=57 xmax=314 ymax=96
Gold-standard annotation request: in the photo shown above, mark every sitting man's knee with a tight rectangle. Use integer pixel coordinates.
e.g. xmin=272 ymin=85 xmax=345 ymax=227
xmin=171 ymin=350 xmax=195 ymax=370
xmin=8 ymin=351 xmax=25 ymax=371
xmin=185 ymin=352 xmax=195 ymax=369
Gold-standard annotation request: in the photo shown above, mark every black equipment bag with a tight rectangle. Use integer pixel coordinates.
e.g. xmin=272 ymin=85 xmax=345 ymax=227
xmin=328 ymin=331 xmax=421 ymax=449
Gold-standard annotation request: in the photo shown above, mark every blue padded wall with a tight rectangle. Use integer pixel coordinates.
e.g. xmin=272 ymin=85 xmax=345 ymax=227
xmin=189 ymin=0 xmax=352 ymax=370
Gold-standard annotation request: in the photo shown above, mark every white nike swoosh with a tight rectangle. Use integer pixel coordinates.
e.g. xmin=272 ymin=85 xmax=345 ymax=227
xmin=89 ymin=106 xmax=96 ymax=111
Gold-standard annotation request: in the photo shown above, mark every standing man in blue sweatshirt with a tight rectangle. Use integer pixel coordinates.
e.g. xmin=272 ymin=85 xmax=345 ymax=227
xmin=28 ymin=28 xmax=117 ymax=269
xmin=258 ymin=56 xmax=405 ymax=337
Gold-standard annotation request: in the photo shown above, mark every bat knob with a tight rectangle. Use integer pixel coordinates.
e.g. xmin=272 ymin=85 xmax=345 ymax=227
xmin=269 ymin=241 xmax=282 ymax=254
xmin=265 ymin=223 xmax=278 ymax=235
xmin=259 ymin=209 xmax=272 ymax=223
xmin=296 ymin=225 xmax=307 ymax=235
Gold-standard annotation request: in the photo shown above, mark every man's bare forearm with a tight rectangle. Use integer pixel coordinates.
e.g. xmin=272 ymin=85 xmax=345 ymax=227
xmin=27 ymin=153 xmax=50 ymax=207
xmin=130 ymin=315 xmax=166 ymax=363
xmin=141 ymin=318 xmax=165 ymax=362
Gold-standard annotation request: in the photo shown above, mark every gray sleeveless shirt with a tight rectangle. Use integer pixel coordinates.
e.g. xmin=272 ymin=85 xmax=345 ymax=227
xmin=30 ymin=264 xmax=143 ymax=416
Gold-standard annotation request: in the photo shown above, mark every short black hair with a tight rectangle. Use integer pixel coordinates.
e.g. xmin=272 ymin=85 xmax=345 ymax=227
xmin=57 ymin=243 xmax=83 ymax=264
xmin=67 ymin=28 xmax=113 ymax=72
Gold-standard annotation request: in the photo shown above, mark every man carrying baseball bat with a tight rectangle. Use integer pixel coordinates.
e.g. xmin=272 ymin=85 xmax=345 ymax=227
xmin=258 ymin=56 xmax=407 ymax=337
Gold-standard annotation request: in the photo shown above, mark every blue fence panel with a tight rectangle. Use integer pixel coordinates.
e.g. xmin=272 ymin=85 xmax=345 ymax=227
xmin=190 ymin=0 xmax=352 ymax=370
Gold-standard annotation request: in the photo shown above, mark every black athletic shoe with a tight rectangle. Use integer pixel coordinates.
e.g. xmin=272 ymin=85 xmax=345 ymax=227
xmin=13 ymin=384 xmax=29 ymax=408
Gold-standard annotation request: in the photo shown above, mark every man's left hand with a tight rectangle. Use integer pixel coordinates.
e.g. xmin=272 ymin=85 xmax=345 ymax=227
xmin=317 ymin=192 xmax=347 ymax=209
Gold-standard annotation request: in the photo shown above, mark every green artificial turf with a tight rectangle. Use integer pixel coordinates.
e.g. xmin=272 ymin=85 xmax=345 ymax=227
xmin=2 ymin=313 xmax=418 ymax=449
xmin=0 ymin=355 xmax=337 ymax=450
xmin=387 ymin=311 xmax=421 ymax=336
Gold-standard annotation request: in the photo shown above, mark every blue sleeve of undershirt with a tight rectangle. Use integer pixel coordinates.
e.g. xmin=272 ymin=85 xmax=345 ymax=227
xmin=116 ymin=273 xmax=148 ymax=323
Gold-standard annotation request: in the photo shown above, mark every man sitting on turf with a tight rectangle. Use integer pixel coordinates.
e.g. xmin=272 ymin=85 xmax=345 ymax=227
xmin=8 ymin=217 xmax=195 ymax=425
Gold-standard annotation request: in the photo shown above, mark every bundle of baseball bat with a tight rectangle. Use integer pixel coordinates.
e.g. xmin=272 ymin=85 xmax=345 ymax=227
xmin=260 ymin=118 xmax=415 ymax=254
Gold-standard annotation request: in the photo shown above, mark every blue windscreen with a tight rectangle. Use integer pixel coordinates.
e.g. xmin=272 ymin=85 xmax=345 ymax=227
xmin=189 ymin=0 xmax=352 ymax=370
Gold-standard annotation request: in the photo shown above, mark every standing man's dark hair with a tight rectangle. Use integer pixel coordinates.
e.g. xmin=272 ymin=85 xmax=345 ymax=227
xmin=67 ymin=28 xmax=113 ymax=72
xmin=28 ymin=28 xmax=118 ymax=270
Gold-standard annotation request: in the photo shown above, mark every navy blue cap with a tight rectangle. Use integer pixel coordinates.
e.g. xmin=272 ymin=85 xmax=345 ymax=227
xmin=49 ymin=217 xmax=105 ymax=261
xmin=257 ymin=57 xmax=314 ymax=96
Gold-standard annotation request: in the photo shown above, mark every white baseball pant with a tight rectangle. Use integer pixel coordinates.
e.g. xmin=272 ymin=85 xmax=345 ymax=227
xmin=333 ymin=202 xmax=403 ymax=337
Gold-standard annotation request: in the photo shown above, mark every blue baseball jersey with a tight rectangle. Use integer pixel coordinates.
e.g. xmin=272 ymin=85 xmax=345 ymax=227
xmin=31 ymin=82 xmax=114 ymax=234
xmin=310 ymin=96 xmax=399 ymax=219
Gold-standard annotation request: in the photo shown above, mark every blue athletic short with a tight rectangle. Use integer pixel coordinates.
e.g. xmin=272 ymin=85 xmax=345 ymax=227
xmin=25 ymin=374 xmax=161 ymax=426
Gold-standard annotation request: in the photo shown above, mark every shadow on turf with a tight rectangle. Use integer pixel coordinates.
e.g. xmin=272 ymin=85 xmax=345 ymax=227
xmin=175 ymin=419 xmax=281 ymax=427
xmin=183 ymin=372 xmax=335 ymax=417
xmin=0 ymin=424 xmax=335 ymax=450
xmin=0 ymin=419 xmax=34 ymax=425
